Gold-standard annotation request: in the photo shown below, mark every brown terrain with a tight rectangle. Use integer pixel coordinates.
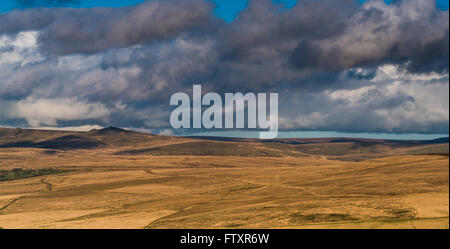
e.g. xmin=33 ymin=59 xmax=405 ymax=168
xmin=0 ymin=127 xmax=448 ymax=229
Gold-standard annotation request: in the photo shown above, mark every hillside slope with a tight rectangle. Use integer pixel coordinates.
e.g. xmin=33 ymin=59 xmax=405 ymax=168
xmin=0 ymin=127 xmax=448 ymax=160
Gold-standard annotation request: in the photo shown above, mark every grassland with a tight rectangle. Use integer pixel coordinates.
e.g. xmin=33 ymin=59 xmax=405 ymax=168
xmin=0 ymin=168 xmax=69 ymax=182
xmin=0 ymin=127 xmax=447 ymax=229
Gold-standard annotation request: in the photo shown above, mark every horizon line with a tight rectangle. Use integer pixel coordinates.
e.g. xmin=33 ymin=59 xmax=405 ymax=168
xmin=1 ymin=125 xmax=448 ymax=141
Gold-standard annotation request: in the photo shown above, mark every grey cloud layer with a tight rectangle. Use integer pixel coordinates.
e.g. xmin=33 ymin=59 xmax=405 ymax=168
xmin=290 ymin=1 xmax=449 ymax=73
xmin=220 ymin=0 xmax=449 ymax=73
xmin=1 ymin=0 xmax=217 ymax=54
xmin=0 ymin=0 xmax=448 ymax=134
xmin=1 ymin=0 xmax=447 ymax=72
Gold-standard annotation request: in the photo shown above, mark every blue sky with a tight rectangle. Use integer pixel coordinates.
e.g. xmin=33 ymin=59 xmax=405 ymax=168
xmin=1 ymin=0 xmax=448 ymax=22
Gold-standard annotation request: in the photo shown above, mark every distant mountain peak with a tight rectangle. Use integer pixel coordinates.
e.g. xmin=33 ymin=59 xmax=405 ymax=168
xmin=103 ymin=126 xmax=125 ymax=132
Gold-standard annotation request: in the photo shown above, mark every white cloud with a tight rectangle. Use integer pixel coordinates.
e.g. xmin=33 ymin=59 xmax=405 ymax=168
xmin=9 ymin=97 xmax=111 ymax=127
xmin=280 ymin=112 xmax=328 ymax=129
xmin=28 ymin=125 xmax=104 ymax=132
xmin=0 ymin=31 xmax=43 ymax=66
xmin=327 ymin=85 xmax=376 ymax=105
xmin=372 ymin=64 xmax=447 ymax=82
xmin=157 ymin=128 xmax=174 ymax=136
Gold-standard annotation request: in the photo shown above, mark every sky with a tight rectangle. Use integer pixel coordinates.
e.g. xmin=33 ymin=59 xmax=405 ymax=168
xmin=0 ymin=1 xmax=448 ymax=21
xmin=0 ymin=0 xmax=448 ymax=139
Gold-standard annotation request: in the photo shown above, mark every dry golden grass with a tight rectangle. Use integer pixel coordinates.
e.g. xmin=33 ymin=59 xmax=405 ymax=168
xmin=0 ymin=146 xmax=447 ymax=229
xmin=0 ymin=128 xmax=448 ymax=228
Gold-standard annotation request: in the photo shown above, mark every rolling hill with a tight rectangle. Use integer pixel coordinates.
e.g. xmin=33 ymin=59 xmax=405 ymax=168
xmin=0 ymin=127 xmax=448 ymax=229
xmin=0 ymin=127 xmax=447 ymax=160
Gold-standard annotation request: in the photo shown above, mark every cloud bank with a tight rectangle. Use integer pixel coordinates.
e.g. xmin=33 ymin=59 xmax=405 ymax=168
xmin=0 ymin=0 xmax=448 ymax=134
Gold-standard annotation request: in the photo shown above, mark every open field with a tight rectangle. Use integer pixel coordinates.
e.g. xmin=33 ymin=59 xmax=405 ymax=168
xmin=0 ymin=127 xmax=448 ymax=229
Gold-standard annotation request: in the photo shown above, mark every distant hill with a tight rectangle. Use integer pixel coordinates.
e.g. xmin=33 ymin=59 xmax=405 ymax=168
xmin=424 ymin=137 xmax=450 ymax=144
xmin=189 ymin=135 xmax=450 ymax=146
xmin=0 ymin=127 xmax=448 ymax=160
xmin=0 ymin=127 xmax=173 ymax=150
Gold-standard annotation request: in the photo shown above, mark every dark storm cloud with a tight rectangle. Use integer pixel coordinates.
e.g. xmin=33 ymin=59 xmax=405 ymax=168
xmin=216 ymin=0 xmax=449 ymax=73
xmin=1 ymin=0 xmax=218 ymax=54
xmin=288 ymin=0 xmax=449 ymax=73
xmin=217 ymin=0 xmax=356 ymax=61
xmin=1 ymin=0 xmax=448 ymax=72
